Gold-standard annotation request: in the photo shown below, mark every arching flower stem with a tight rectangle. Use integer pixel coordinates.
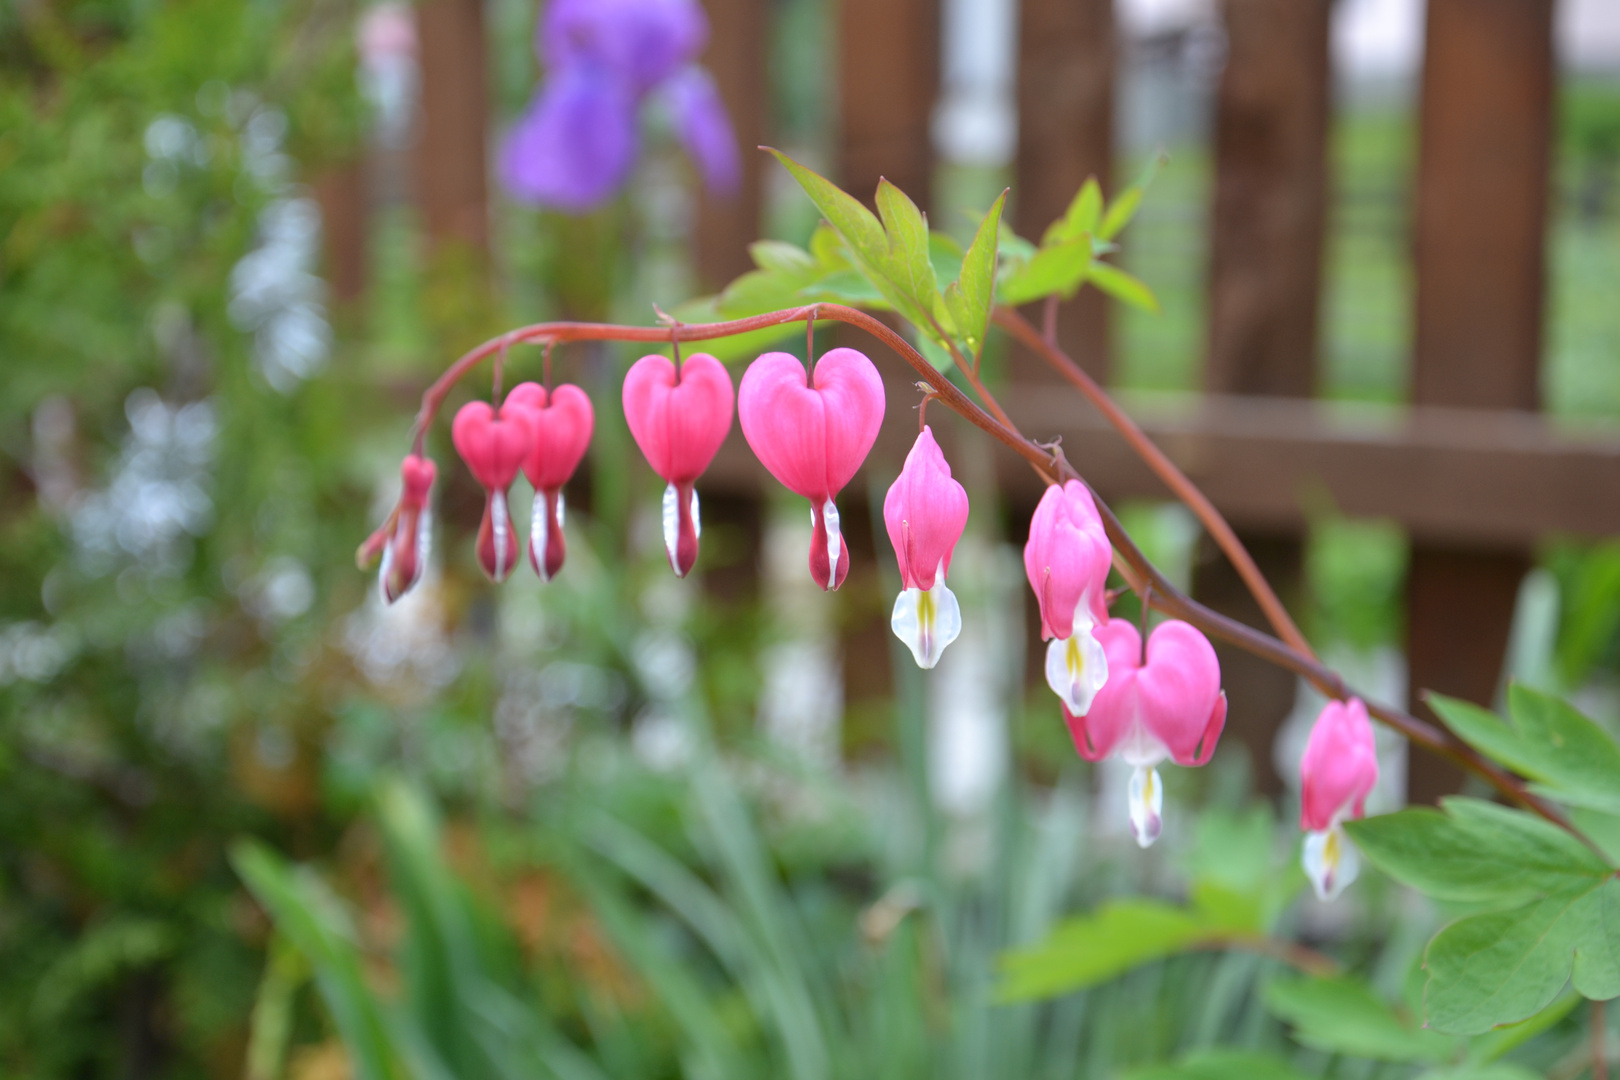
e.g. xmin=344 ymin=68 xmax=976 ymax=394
xmin=405 ymin=301 xmax=1581 ymax=841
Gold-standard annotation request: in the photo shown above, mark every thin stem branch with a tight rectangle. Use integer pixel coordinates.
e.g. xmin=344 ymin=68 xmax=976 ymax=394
xmin=404 ymin=302 xmax=1581 ymax=839
xmin=993 ymin=305 xmax=1315 ymax=662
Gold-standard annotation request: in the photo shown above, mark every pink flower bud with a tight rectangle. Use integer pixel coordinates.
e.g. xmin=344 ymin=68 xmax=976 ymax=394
xmin=622 ymin=352 xmax=734 ymax=577
xmin=738 ymin=347 xmax=885 ymax=591
xmin=1066 ymin=619 xmax=1227 ymax=847
xmin=1023 ymin=480 xmax=1114 ymax=712
xmin=505 ymin=381 xmax=594 ymax=582
xmin=378 ymin=454 xmax=436 ymax=603
xmin=1299 ymin=697 xmax=1379 ymax=901
xmin=883 ymin=427 xmax=969 ymax=667
xmin=452 ymin=401 xmax=534 ymax=583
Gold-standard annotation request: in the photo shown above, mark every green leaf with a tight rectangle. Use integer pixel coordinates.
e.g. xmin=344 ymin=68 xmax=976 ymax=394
xmin=1098 ymin=151 xmax=1166 ymax=241
xmin=802 ymin=269 xmax=889 ymax=307
xmin=929 ymin=230 xmax=964 ymax=285
xmin=998 ymin=235 xmax=1092 ymax=306
xmin=1345 ymin=798 xmax=1610 ymax=905
xmin=996 ymin=899 xmax=1209 ymax=1001
xmin=1087 ymin=261 xmax=1160 ymax=313
xmin=1127 ymin=1050 xmax=1311 ymax=1080
xmin=1417 ymin=1067 xmax=1542 ymax=1080
xmin=747 ymin=239 xmax=817 ymax=278
xmin=875 ymin=178 xmax=937 ymax=311
xmin=1468 ymin=988 xmax=1582 ymax=1062
xmin=1424 ymin=880 xmax=1620 ymax=1034
xmin=942 ymin=188 xmax=1004 ymax=360
xmin=765 ymin=147 xmax=887 ymax=268
xmin=1043 ymin=177 xmax=1103 ymax=246
xmin=1264 ymin=976 xmax=1457 ymax=1062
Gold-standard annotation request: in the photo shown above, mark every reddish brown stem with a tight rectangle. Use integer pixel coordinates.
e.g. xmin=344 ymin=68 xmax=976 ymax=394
xmin=993 ymin=305 xmax=1316 ymax=662
xmin=405 ymin=303 xmax=1578 ymax=838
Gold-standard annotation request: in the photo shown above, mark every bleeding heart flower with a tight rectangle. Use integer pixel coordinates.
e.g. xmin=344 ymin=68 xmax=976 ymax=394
xmin=452 ymin=401 xmax=534 ymax=583
xmin=1024 ymin=480 xmax=1114 ymax=713
xmin=1066 ymin=619 xmax=1227 ymax=848
xmin=371 ymin=454 xmax=436 ymax=604
xmin=505 ymin=382 xmax=594 ymax=582
xmin=1299 ymin=697 xmax=1379 ymax=901
xmin=883 ymin=426 xmax=969 ymax=668
xmin=622 ymin=352 xmax=734 ymax=577
xmin=738 ymin=347 xmax=885 ymax=591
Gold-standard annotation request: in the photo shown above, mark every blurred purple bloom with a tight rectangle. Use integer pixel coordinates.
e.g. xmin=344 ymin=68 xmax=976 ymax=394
xmin=660 ymin=66 xmax=740 ymax=196
xmin=499 ymin=62 xmax=637 ymax=213
xmin=500 ymin=0 xmax=739 ymax=213
xmin=543 ymin=0 xmax=707 ymax=94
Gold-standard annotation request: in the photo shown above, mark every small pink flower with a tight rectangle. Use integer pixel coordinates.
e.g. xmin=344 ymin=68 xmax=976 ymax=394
xmin=622 ymin=352 xmax=734 ymax=577
xmin=883 ymin=427 xmax=969 ymax=668
xmin=1066 ymin=619 xmax=1227 ymax=847
xmin=1023 ymin=481 xmax=1114 ymax=713
xmin=505 ymin=382 xmax=594 ymax=582
xmin=452 ymin=401 xmax=534 ymax=583
xmin=738 ymin=347 xmax=885 ymax=591
xmin=376 ymin=454 xmax=436 ymax=603
xmin=1299 ymin=697 xmax=1379 ymax=901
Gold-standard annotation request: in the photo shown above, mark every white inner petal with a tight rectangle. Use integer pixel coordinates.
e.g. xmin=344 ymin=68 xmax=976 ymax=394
xmin=530 ymin=489 xmax=551 ymax=582
xmin=1303 ymin=825 xmax=1360 ymax=902
xmin=1045 ymin=620 xmax=1109 ymax=715
xmin=491 ymin=490 xmax=510 ymax=581
xmin=822 ymin=499 xmax=840 ymax=582
xmin=690 ymin=487 xmax=701 ymax=538
xmin=557 ymin=490 xmax=567 ymax=529
xmin=1128 ymin=765 xmax=1163 ymax=849
xmin=662 ymin=482 xmax=680 ymax=574
xmin=890 ymin=570 xmax=962 ymax=669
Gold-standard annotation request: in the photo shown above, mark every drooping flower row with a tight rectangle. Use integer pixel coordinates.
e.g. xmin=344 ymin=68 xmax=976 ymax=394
xmin=361 ymin=346 xmax=1378 ymax=888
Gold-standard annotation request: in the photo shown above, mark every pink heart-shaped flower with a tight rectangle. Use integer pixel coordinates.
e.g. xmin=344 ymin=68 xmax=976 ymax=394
xmin=452 ymin=401 xmax=533 ymax=582
xmin=622 ymin=353 xmax=734 ymax=484
xmin=1066 ymin=620 xmax=1226 ymax=768
xmin=622 ymin=353 xmax=734 ymax=577
xmin=505 ymin=382 xmax=595 ymax=583
xmin=452 ymin=401 xmax=533 ymax=492
xmin=738 ymin=347 xmax=885 ymax=502
xmin=504 ymin=382 xmax=595 ymax=492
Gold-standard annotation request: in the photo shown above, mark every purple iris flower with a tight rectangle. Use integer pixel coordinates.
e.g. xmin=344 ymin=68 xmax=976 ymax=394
xmin=500 ymin=0 xmax=741 ymax=213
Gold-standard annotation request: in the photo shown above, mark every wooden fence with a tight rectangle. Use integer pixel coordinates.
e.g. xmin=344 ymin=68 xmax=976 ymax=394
xmin=330 ymin=0 xmax=1620 ymax=802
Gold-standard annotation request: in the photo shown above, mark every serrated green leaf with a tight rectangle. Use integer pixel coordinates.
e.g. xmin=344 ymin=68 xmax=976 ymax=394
xmin=1346 ymin=798 xmax=1610 ymax=905
xmin=1098 ymin=152 xmax=1166 ymax=241
xmin=1087 ymin=261 xmax=1160 ymax=313
xmin=808 ymin=223 xmax=854 ymax=271
xmin=875 ymin=178 xmax=937 ymax=309
xmin=997 ymin=899 xmax=1209 ymax=1001
xmin=929 ymin=230 xmax=964 ymax=285
xmin=1127 ymin=1050 xmax=1311 ymax=1080
xmin=765 ymin=147 xmax=887 ymax=267
xmin=999 ymin=234 xmax=1091 ymax=306
xmin=1264 ymin=976 xmax=1458 ymax=1062
xmin=943 ymin=189 xmax=1003 ymax=360
xmin=1423 ymin=880 xmax=1620 ymax=1034
xmin=1429 ymin=688 xmax=1620 ymax=813
xmin=1044 ymin=177 xmax=1103 ymax=246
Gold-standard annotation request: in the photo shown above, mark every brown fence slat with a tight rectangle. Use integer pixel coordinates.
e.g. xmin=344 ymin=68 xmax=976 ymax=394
xmin=414 ymin=0 xmax=490 ymax=256
xmin=1194 ymin=0 xmax=1331 ymax=792
xmin=695 ymin=0 xmax=769 ymax=288
xmin=1405 ymin=0 xmax=1554 ymax=803
xmin=1013 ymin=0 xmax=1115 ymax=382
xmin=838 ymin=0 xmax=939 ymax=209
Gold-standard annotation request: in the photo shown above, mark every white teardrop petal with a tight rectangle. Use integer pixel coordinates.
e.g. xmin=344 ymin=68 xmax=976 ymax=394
xmin=1303 ymin=825 xmax=1359 ymax=902
xmin=890 ymin=577 xmax=963 ymax=669
xmin=822 ymin=499 xmax=840 ymax=582
xmin=661 ymin=482 xmax=680 ymax=574
xmin=1128 ymin=765 xmax=1164 ymax=848
xmin=530 ymin=488 xmax=552 ymax=582
xmin=492 ymin=490 xmax=511 ymax=581
xmin=1045 ymin=626 xmax=1109 ymax=715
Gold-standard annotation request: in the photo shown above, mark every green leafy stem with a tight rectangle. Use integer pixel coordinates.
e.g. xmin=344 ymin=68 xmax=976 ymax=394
xmin=395 ymin=150 xmax=1573 ymax=843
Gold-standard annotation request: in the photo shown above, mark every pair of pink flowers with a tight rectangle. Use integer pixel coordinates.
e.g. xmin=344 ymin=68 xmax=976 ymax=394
xmin=450 ymin=383 xmax=596 ymax=585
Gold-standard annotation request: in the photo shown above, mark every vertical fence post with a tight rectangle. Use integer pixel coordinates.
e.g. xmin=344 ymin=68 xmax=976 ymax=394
xmin=414 ymin=0 xmax=490 ymax=259
xmin=1013 ymin=0 xmax=1115 ymax=382
xmin=1193 ymin=0 xmax=1331 ymax=791
xmin=695 ymin=0 xmax=769 ymax=288
xmin=838 ymin=0 xmax=940 ymax=209
xmin=1405 ymin=0 xmax=1553 ymax=803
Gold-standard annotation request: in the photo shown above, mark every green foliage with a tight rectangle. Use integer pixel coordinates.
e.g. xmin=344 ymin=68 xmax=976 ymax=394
xmin=1347 ymin=689 xmax=1620 ymax=1034
xmin=1126 ymin=1049 xmax=1310 ymax=1080
xmin=1263 ymin=975 xmax=1457 ymax=1062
